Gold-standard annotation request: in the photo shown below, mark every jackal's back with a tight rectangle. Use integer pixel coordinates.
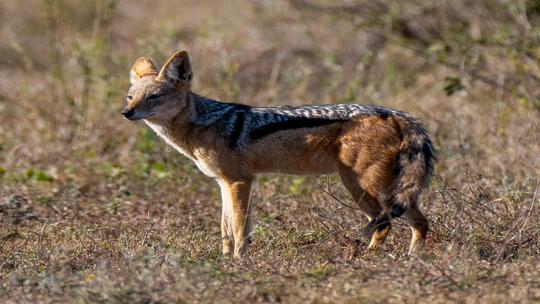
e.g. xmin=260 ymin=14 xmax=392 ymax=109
xmin=191 ymin=94 xmax=411 ymax=150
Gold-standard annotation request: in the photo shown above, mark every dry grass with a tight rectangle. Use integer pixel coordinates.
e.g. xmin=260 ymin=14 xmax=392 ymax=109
xmin=1 ymin=0 xmax=540 ymax=303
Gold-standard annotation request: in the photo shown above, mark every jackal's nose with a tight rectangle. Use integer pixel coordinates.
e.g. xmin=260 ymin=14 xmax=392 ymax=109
xmin=122 ymin=109 xmax=135 ymax=119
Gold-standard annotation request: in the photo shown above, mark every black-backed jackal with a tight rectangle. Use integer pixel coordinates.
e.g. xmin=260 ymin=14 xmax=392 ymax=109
xmin=123 ymin=51 xmax=435 ymax=258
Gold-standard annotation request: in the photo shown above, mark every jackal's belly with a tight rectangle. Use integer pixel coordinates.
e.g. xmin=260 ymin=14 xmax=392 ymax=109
xmin=247 ymin=125 xmax=342 ymax=175
xmin=251 ymin=147 xmax=338 ymax=175
xmin=262 ymin=160 xmax=337 ymax=175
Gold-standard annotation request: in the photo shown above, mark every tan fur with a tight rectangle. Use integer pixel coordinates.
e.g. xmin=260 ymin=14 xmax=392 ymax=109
xmin=130 ymin=57 xmax=158 ymax=84
xmin=124 ymin=51 xmax=434 ymax=257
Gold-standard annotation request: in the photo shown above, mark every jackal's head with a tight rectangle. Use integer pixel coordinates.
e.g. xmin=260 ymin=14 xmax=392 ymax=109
xmin=123 ymin=51 xmax=193 ymax=121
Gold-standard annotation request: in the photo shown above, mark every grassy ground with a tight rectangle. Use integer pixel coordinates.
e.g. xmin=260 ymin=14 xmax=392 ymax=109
xmin=1 ymin=0 xmax=540 ymax=302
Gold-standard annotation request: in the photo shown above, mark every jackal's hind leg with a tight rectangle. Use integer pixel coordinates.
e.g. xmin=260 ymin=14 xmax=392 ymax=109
xmin=339 ymin=167 xmax=390 ymax=250
xmin=362 ymin=214 xmax=392 ymax=250
xmin=402 ymin=205 xmax=429 ymax=255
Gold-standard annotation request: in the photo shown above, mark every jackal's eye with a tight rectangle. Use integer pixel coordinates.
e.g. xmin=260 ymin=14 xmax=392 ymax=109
xmin=126 ymin=95 xmax=133 ymax=101
xmin=147 ymin=93 xmax=164 ymax=101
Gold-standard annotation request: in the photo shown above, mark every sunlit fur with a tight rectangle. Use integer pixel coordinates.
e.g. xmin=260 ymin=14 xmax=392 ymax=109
xmin=124 ymin=51 xmax=435 ymax=257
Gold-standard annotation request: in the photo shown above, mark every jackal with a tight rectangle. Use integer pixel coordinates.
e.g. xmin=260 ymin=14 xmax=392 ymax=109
xmin=123 ymin=51 xmax=435 ymax=257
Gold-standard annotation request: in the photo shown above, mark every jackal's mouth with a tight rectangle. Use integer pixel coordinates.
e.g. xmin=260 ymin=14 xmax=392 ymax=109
xmin=122 ymin=110 xmax=155 ymax=121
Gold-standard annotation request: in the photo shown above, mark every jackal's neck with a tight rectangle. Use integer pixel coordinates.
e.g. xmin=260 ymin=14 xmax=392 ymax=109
xmin=143 ymin=92 xmax=239 ymax=158
xmin=144 ymin=111 xmax=194 ymax=159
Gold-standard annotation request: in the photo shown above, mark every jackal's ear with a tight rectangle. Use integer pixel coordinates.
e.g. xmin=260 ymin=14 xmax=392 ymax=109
xmin=158 ymin=51 xmax=192 ymax=87
xmin=130 ymin=57 xmax=158 ymax=85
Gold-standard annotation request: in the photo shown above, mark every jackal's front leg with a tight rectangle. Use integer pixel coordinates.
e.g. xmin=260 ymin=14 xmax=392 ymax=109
xmin=218 ymin=178 xmax=254 ymax=258
xmin=221 ymin=215 xmax=234 ymax=255
xmin=219 ymin=181 xmax=234 ymax=255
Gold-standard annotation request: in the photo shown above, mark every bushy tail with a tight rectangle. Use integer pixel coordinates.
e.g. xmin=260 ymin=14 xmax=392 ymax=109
xmin=388 ymin=114 xmax=435 ymax=216
xmin=363 ymin=114 xmax=435 ymax=238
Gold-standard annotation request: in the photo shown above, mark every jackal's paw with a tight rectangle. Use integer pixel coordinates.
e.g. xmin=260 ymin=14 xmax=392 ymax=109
xmin=367 ymin=239 xmax=389 ymax=252
xmin=407 ymin=239 xmax=426 ymax=256
xmin=367 ymin=241 xmax=381 ymax=251
xmin=233 ymin=250 xmax=247 ymax=259
xmin=363 ymin=244 xmax=385 ymax=258
xmin=222 ymin=240 xmax=234 ymax=256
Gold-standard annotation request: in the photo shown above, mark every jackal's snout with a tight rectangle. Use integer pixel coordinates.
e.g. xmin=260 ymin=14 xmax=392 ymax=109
xmin=121 ymin=108 xmax=135 ymax=119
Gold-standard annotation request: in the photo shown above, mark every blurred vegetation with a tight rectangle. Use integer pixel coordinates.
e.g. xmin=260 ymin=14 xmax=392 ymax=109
xmin=1 ymin=0 xmax=540 ymax=302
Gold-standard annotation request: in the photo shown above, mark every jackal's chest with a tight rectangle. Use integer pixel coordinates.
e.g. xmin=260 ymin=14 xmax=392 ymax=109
xmin=192 ymin=157 xmax=219 ymax=178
